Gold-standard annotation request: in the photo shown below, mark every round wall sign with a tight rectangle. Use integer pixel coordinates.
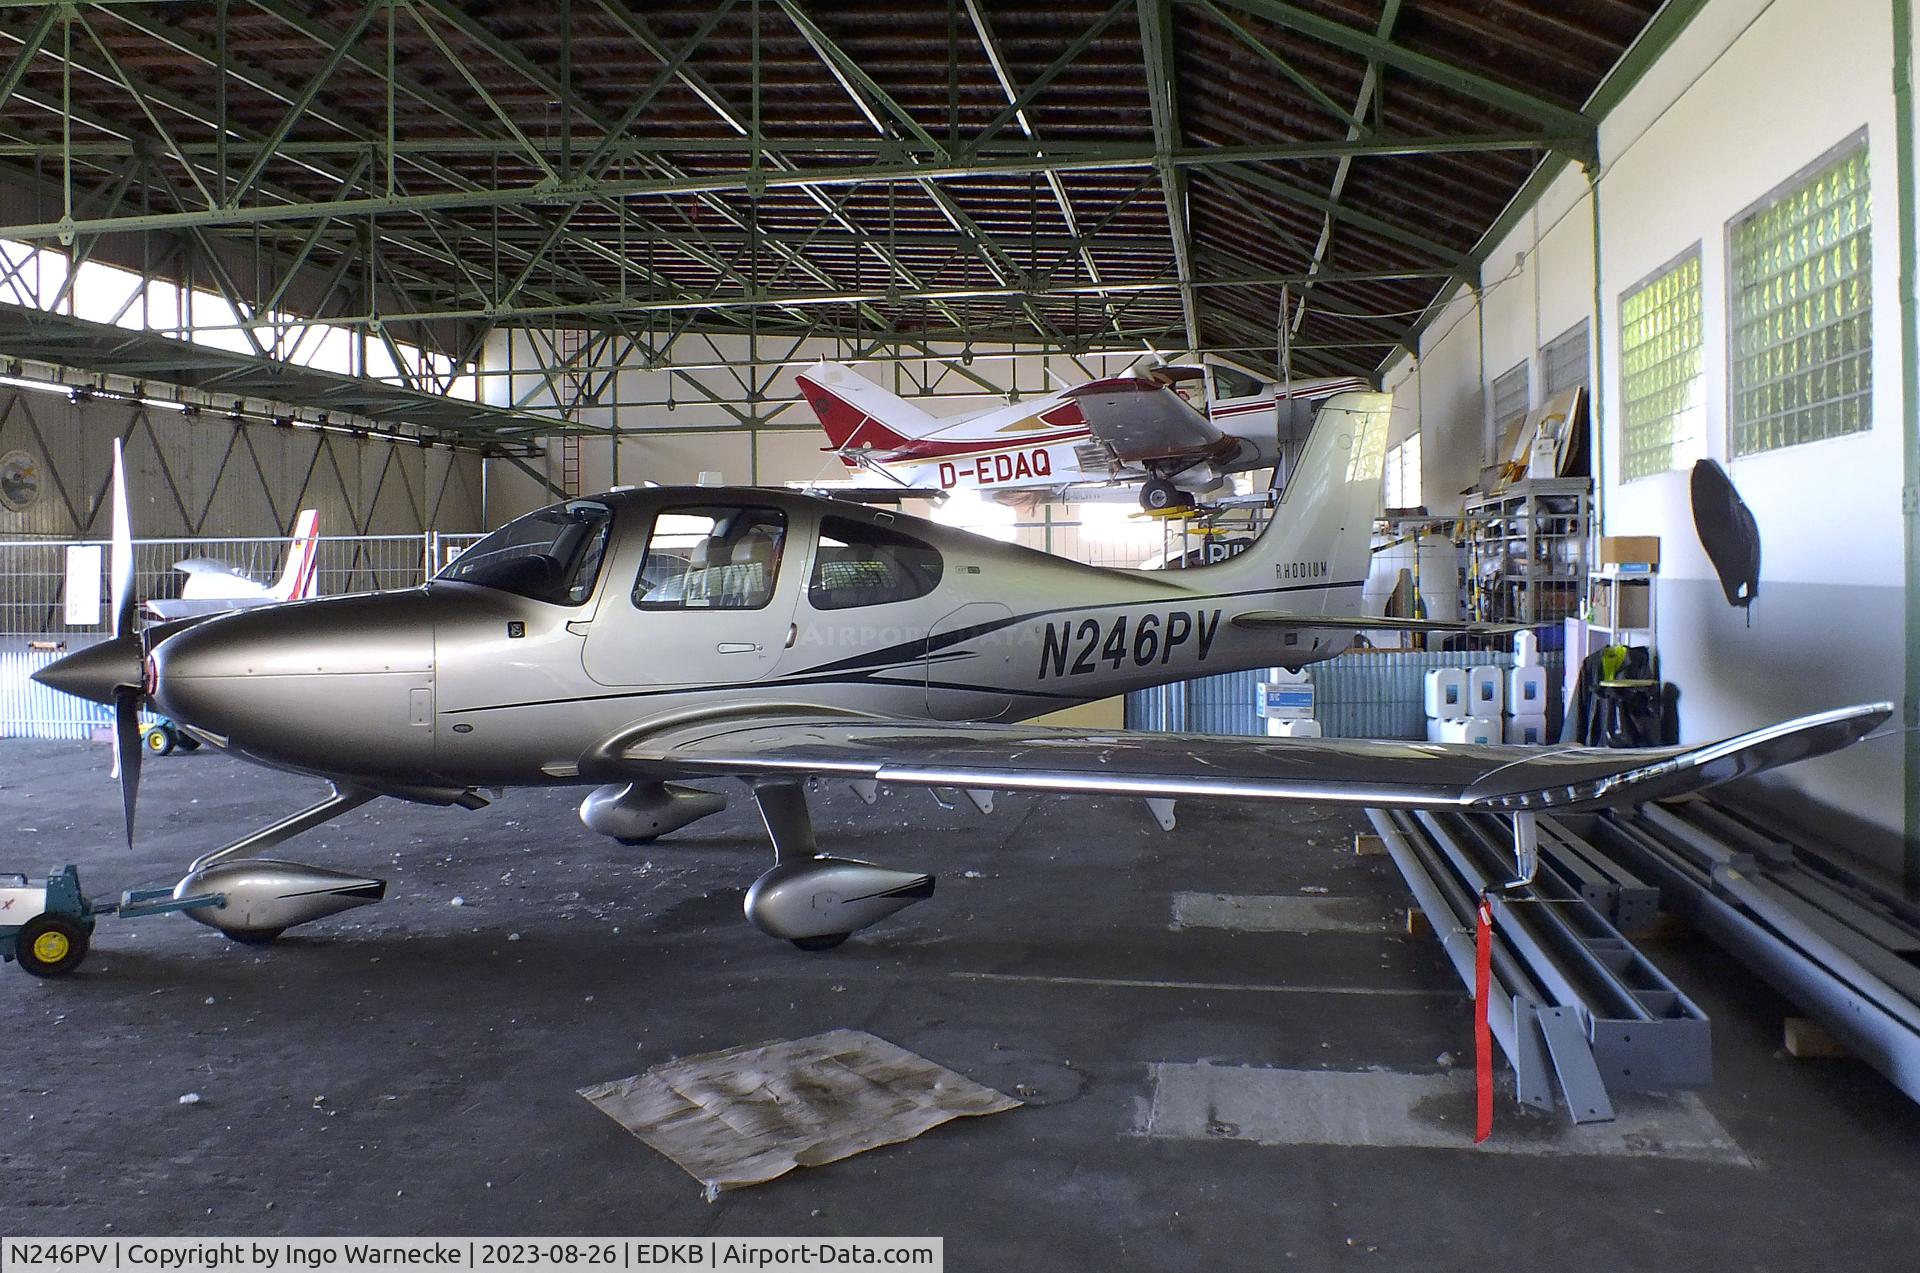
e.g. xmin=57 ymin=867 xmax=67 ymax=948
xmin=0 ymin=449 xmax=40 ymax=513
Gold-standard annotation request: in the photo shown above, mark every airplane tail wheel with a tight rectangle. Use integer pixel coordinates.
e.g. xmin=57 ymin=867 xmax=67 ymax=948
xmin=16 ymin=915 xmax=89 ymax=977
xmin=145 ymin=724 xmax=176 ymax=756
xmin=790 ymin=932 xmax=850 ymax=952
xmin=1141 ymin=480 xmax=1176 ymax=511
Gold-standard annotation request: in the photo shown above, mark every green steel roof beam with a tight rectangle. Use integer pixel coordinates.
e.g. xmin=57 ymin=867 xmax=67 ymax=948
xmin=1391 ymin=0 xmax=1714 ymax=371
xmin=771 ymin=0 xmax=1063 ymax=344
xmin=0 ymin=139 xmax=1570 ymax=242
xmin=402 ymin=5 xmax=561 ymax=185
xmin=1285 ymin=0 xmax=1402 ymax=352
xmin=1199 ymin=0 xmax=1596 ymax=148
xmin=0 ymin=0 xmax=54 ymax=116
xmin=1140 ymin=0 xmax=1202 ymax=352
xmin=965 ymin=0 xmax=1123 ymax=337
xmin=773 ymin=0 xmax=947 ymax=158
xmin=964 ymin=0 xmax=1135 ymax=159
xmin=0 ymin=17 xmax=614 ymax=322
xmin=227 ymin=1 xmax=382 ymax=206
xmin=1203 ymin=161 xmax=1475 ymax=270
xmin=1196 ymin=0 xmax=1363 ymax=132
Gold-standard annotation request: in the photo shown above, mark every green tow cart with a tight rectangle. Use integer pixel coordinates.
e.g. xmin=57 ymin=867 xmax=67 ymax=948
xmin=0 ymin=866 xmax=224 ymax=978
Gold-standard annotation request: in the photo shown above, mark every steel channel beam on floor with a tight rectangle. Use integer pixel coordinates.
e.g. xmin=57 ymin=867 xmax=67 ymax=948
xmin=1591 ymin=806 xmax=1920 ymax=1105
xmin=1368 ymin=809 xmax=1556 ymax=1113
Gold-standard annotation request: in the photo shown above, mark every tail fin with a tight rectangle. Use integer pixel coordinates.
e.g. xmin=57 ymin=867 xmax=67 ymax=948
xmin=1182 ymin=390 xmax=1391 ymax=610
xmin=270 ymin=509 xmax=321 ymax=601
xmin=795 ymin=361 xmax=945 ymax=454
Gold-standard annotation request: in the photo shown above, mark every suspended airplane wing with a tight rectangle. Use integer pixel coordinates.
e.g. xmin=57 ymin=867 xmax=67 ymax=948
xmin=597 ymin=702 xmax=1890 ymax=816
xmin=1059 ymin=368 xmax=1232 ymax=464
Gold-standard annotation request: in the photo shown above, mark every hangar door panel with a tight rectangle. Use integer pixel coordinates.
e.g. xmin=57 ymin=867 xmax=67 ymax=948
xmin=926 ymin=603 xmax=1014 ymax=721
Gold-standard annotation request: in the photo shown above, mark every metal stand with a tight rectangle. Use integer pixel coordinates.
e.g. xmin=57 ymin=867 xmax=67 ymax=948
xmin=1370 ymin=806 xmax=1711 ymax=1124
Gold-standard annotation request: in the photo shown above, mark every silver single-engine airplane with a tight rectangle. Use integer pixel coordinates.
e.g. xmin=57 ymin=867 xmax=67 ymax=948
xmin=28 ymin=392 xmax=1888 ymax=965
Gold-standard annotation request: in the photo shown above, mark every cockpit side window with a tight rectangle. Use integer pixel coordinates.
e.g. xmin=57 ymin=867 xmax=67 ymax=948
xmin=1210 ymin=364 xmax=1266 ymax=401
xmin=436 ymin=500 xmax=610 ymax=606
xmin=634 ymin=505 xmax=788 ymax=610
xmin=808 ymin=515 xmax=944 ymax=610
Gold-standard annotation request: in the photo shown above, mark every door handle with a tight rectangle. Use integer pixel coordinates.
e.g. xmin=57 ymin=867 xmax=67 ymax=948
xmin=716 ymin=642 xmax=761 ymax=654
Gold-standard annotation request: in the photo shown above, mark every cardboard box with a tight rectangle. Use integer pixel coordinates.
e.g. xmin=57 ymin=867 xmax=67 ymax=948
xmin=1599 ymin=535 xmax=1660 ymax=569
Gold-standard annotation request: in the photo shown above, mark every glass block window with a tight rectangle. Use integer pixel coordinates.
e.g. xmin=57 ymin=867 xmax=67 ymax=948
xmin=1618 ymin=247 xmax=1704 ymax=481
xmin=1542 ymin=320 xmax=1590 ymax=397
xmin=1728 ymin=134 xmax=1871 ymax=456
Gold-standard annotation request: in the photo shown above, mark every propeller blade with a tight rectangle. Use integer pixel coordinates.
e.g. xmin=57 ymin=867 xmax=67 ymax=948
xmin=111 ymin=686 xmax=142 ymax=847
xmin=109 ymin=437 xmax=135 ymax=640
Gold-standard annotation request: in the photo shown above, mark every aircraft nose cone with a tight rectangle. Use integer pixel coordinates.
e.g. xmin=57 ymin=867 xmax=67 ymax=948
xmin=31 ymin=635 xmax=143 ymax=706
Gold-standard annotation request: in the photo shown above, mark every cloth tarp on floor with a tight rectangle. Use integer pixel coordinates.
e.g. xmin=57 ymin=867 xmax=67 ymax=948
xmin=580 ymin=1028 xmax=1020 ymax=1197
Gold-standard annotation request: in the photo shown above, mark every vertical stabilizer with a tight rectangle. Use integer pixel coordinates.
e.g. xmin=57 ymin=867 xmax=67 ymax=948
xmin=1178 ymin=391 xmax=1391 ymax=613
xmin=795 ymin=362 xmax=947 ymax=453
xmin=270 ymin=509 xmax=322 ymax=601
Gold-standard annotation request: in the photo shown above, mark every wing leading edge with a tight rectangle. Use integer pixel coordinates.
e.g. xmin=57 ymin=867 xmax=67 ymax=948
xmin=606 ymin=702 xmax=1891 ymax=814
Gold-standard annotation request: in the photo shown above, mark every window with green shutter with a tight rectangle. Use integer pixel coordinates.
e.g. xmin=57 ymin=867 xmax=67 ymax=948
xmin=1728 ymin=133 xmax=1871 ymax=456
xmin=1618 ymin=247 xmax=1704 ymax=482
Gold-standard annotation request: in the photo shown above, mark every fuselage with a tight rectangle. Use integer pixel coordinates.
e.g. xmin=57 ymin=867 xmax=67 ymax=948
xmin=145 ymin=485 xmax=1372 ymax=793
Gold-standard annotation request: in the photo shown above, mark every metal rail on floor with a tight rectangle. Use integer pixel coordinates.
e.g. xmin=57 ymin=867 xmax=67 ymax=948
xmin=1586 ymin=799 xmax=1920 ymax=1106
xmin=1367 ymin=807 xmax=1711 ymax=1125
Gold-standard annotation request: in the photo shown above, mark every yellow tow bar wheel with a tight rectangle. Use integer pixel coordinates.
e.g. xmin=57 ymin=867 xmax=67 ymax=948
xmin=32 ymin=929 xmax=71 ymax=965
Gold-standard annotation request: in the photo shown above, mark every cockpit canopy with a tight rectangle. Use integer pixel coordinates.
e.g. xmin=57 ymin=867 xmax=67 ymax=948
xmin=436 ymin=500 xmax=611 ymax=605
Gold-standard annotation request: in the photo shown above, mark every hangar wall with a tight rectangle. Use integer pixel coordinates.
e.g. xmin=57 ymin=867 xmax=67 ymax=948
xmin=0 ymin=385 xmax=484 ymax=539
xmin=1384 ymin=0 xmax=1914 ymax=873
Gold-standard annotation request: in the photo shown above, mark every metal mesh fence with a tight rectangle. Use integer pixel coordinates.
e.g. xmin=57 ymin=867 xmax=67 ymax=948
xmin=0 ymin=533 xmax=464 ymax=644
xmin=0 ymin=531 xmax=486 ymax=738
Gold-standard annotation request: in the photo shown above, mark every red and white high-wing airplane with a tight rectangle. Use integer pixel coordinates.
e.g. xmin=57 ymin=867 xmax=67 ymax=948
xmin=143 ymin=509 xmax=322 ymax=621
xmin=795 ymin=360 xmax=1368 ymax=510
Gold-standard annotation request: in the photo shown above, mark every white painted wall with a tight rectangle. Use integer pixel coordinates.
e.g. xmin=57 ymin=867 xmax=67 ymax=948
xmin=1385 ymin=0 xmax=1912 ymax=871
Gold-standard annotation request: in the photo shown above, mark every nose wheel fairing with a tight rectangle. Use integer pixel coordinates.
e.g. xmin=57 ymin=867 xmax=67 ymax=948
xmin=163 ymin=785 xmax=391 ymax=943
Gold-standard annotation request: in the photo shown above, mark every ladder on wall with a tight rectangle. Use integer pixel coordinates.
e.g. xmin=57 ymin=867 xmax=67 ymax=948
xmin=555 ymin=327 xmax=587 ymax=498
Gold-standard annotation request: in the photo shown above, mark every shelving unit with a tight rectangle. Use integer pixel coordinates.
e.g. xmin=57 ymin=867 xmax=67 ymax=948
xmin=1461 ymin=478 xmax=1592 ymax=625
xmin=1586 ymin=565 xmax=1658 ymax=650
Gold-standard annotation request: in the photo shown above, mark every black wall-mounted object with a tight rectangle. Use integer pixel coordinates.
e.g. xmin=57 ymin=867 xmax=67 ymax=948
xmin=1691 ymin=459 xmax=1761 ymax=612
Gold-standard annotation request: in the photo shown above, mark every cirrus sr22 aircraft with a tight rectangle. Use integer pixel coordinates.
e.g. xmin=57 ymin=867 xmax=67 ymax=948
xmin=27 ymin=390 xmax=1887 ymax=967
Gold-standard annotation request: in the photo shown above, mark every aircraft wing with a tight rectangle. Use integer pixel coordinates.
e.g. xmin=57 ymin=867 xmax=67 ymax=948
xmin=599 ymin=702 xmax=1890 ymax=814
xmin=1061 ymin=376 xmax=1231 ymax=463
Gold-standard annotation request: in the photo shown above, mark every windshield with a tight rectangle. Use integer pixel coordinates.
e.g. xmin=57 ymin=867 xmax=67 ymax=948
xmin=437 ymin=501 xmax=611 ymax=606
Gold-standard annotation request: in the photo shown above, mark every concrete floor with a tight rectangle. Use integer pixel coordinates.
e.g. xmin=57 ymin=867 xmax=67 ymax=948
xmin=4 ymin=738 xmax=1920 ymax=1270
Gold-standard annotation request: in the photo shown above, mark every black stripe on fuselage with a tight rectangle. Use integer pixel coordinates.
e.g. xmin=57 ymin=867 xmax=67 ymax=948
xmin=441 ymin=578 xmax=1365 ymax=717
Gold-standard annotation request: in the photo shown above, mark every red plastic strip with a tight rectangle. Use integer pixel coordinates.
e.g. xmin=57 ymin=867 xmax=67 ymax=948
xmin=1475 ymin=898 xmax=1495 ymax=1144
